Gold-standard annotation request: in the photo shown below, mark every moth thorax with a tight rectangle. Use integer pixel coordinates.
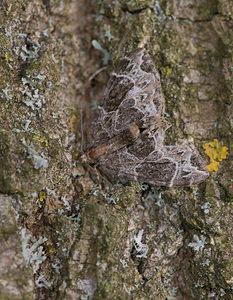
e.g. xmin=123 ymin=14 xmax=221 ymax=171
xmin=125 ymin=125 xmax=140 ymax=143
xmin=80 ymin=153 xmax=94 ymax=164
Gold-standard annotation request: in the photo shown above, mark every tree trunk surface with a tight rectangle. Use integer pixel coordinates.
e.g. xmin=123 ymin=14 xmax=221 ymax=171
xmin=0 ymin=0 xmax=232 ymax=299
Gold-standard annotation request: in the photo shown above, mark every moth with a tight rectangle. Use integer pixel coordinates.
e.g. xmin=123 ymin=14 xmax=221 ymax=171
xmin=81 ymin=48 xmax=209 ymax=187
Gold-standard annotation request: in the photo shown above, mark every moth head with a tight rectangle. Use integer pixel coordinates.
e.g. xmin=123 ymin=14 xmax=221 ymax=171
xmin=141 ymin=115 xmax=171 ymax=131
xmin=80 ymin=153 xmax=94 ymax=164
xmin=160 ymin=119 xmax=172 ymax=131
xmin=125 ymin=125 xmax=140 ymax=143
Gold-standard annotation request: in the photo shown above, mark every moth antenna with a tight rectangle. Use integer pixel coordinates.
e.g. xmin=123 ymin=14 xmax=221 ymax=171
xmin=115 ymin=26 xmax=132 ymax=56
xmin=89 ymin=66 xmax=107 ymax=82
xmin=80 ymin=105 xmax=84 ymax=153
xmin=94 ymin=165 xmax=103 ymax=196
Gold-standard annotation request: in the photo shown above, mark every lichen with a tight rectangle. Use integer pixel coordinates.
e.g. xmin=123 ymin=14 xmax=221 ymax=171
xmin=188 ymin=234 xmax=206 ymax=252
xmin=21 ymin=137 xmax=48 ymax=170
xmin=162 ymin=66 xmax=172 ymax=75
xmin=20 ymin=228 xmax=47 ymax=274
xmin=203 ymin=139 xmax=228 ymax=172
xmin=35 ymin=274 xmax=53 ymax=288
xmin=39 ymin=191 xmax=46 ymax=202
xmin=91 ymin=40 xmax=110 ymax=65
xmin=133 ymin=229 xmax=148 ymax=259
xmin=1 ymin=84 xmax=13 ymax=100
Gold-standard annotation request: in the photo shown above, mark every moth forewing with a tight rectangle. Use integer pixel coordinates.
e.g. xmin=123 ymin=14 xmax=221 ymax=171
xmin=85 ymin=125 xmax=140 ymax=162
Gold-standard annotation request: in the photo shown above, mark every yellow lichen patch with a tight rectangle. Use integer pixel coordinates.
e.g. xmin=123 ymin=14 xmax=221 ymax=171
xmin=203 ymin=139 xmax=228 ymax=172
xmin=33 ymin=134 xmax=48 ymax=147
xmin=39 ymin=191 xmax=46 ymax=202
xmin=5 ymin=54 xmax=9 ymax=62
xmin=49 ymin=249 xmax=57 ymax=254
xmin=38 ymin=137 xmax=48 ymax=147
xmin=206 ymin=161 xmax=219 ymax=172
xmin=162 ymin=67 xmax=172 ymax=75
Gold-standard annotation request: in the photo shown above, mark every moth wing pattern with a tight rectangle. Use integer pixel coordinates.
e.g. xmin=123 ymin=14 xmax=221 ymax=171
xmin=87 ymin=48 xmax=209 ymax=187
xmin=88 ymin=48 xmax=166 ymax=149
xmin=97 ymin=132 xmax=209 ymax=187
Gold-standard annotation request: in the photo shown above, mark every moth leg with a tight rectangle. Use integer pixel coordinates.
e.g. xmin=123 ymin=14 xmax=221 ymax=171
xmin=84 ymin=163 xmax=113 ymax=195
xmin=89 ymin=164 xmax=101 ymax=195
xmin=94 ymin=164 xmax=113 ymax=189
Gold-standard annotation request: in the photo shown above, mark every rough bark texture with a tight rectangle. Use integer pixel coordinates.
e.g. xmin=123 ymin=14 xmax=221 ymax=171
xmin=0 ymin=0 xmax=232 ymax=299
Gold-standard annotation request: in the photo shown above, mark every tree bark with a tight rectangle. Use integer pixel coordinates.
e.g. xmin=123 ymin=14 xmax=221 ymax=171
xmin=0 ymin=0 xmax=232 ymax=299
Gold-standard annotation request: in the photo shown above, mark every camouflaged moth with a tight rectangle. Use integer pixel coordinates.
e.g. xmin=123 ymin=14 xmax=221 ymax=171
xmin=81 ymin=48 xmax=209 ymax=187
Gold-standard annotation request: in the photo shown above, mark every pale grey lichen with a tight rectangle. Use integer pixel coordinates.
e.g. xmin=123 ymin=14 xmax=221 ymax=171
xmin=61 ymin=196 xmax=80 ymax=230
xmin=23 ymin=120 xmax=31 ymax=132
xmin=202 ymin=259 xmax=210 ymax=266
xmin=35 ymin=74 xmax=46 ymax=83
xmin=1 ymin=85 xmax=13 ymax=100
xmin=61 ymin=195 xmax=71 ymax=210
xmin=22 ymin=86 xmax=46 ymax=111
xmin=42 ymin=29 xmax=49 ymax=37
xmin=120 ymin=259 xmax=128 ymax=268
xmin=140 ymin=183 xmax=150 ymax=191
xmin=20 ymin=73 xmax=46 ymax=116
xmin=220 ymin=288 xmax=226 ymax=296
xmin=20 ymin=40 xmax=41 ymax=61
xmin=163 ymin=267 xmax=178 ymax=300
xmin=13 ymin=46 xmax=20 ymax=55
xmin=68 ymin=212 xmax=81 ymax=230
xmin=52 ymin=112 xmax=58 ymax=119
xmin=52 ymin=259 xmax=63 ymax=274
xmin=103 ymin=188 xmax=120 ymax=204
xmin=4 ymin=28 xmax=12 ymax=37
xmin=91 ymin=99 xmax=98 ymax=111
xmin=188 ymin=234 xmax=206 ymax=252
xmin=165 ymin=289 xmax=178 ymax=300
xmin=20 ymin=228 xmax=47 ymax=274
xmin=46 ymin=188 xmax=56 ymax=197
xmin=18 ymin=33 xmax=27 ymax=38
xmin=150 ymin=0 xmax=165 ymax=21
xmin=103 ymin=24 xmax=114 ymax=41
xmin=35 ymin=274 xmax=53 ymax=288
xmin=133 ymin=229 xmax=148 ymax=259
xmin=200 ymin=202 xmax=211 ymax=214
xmin=22 ymin=77 xmax=30 ymax=85
xmin=142 ymin=187 xmax=165 ymax=208
xmin=92 ymin=40 xmax=110 ymax=65
xmin=77 ymin=279 xmax=97 ymax=300
xmin=21 ymin=137 xmax=48 ymax=169
xmin=32 ymin=151 xmax=48 ymax=169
